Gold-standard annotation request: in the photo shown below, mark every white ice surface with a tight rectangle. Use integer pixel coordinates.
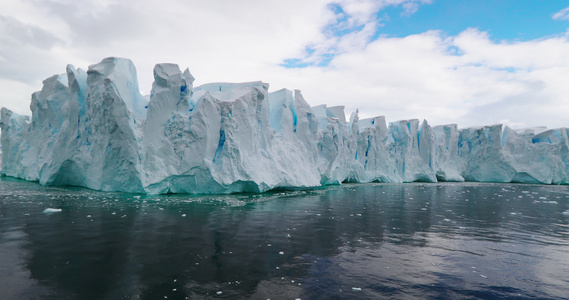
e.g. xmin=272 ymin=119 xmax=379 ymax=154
xmin=1 ymin=57 xmax=568 ymax=194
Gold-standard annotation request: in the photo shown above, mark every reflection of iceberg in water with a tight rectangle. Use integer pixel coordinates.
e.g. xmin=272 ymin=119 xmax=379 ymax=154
xmin=3 ymin=182 xmax=569 ymax=298
xmin=1 ymin=57 xmax=569 ymax=194
xmin=0 ymin=227 xmax=50 ymax=299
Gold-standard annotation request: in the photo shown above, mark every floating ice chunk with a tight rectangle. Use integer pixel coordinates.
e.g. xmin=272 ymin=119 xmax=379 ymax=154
xmin=43 ymin=208 xmax=62 ymax=213
xmin=352 ymin=287 xmax=362 ymax=291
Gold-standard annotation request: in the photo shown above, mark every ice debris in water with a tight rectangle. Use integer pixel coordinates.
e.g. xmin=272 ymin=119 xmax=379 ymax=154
xmin=2 ymin=57 xmax=569 ymax=194
xmin=43 ymin=208 xmax=62 ymax=213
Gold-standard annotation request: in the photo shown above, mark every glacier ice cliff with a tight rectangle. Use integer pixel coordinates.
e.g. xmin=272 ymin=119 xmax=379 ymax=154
xmin=1 ymin=57 xmax=568 ymax=194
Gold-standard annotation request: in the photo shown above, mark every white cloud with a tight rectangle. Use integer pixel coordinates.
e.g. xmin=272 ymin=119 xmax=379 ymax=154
xmin=0 ymin=78 xmax=37 ymax=115
xmin=553 ymin=6 xmax=569 ymax=20
xmin=0 ymin=0 xmax=568 ymax=130
xmin=401 ymin=0 xmax=431 ymax=16
xmin=335 ymin=0 xmax=430 ymax=23
xmin=267 ymin=28 xmax=569 ymax=129
xmin=283 ymin=0 xmax=431 ymax=66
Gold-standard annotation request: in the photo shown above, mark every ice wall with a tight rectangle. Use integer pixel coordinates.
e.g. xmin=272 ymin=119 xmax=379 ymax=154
xmin=1 ymin=57 xmax=568 ymax=194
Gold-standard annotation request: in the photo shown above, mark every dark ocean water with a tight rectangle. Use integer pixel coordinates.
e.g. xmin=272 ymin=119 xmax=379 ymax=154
xmin=1 ymin=178 xmax=569 ymax=299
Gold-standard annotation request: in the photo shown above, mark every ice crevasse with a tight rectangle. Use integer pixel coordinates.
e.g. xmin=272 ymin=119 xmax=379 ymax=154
xmin=1 ymin=57 xmax=568 ymax=194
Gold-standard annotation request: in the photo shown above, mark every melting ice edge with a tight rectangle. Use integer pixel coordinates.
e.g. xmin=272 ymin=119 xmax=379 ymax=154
xmin=1 ymin=57 xmax=568 ymax=194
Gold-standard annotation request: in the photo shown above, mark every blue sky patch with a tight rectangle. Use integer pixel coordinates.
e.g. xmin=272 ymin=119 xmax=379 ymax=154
xmin=282 ymin=0 xmax=569 ymax=69
xmin=376 ymin=0 xmax=569 ymax=41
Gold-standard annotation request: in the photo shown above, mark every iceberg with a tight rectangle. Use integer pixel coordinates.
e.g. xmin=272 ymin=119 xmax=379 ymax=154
xmin=1 ymin=57 xmax=568 ymax=194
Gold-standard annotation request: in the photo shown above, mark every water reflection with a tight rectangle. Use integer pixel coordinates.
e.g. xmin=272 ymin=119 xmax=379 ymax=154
xmin=1 ymin=180 xmax=569 ymax=299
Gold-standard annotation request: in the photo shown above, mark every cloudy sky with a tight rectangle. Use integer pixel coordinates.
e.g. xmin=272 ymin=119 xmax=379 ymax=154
xmin=1 ymin=0 xmax=569 ymax=129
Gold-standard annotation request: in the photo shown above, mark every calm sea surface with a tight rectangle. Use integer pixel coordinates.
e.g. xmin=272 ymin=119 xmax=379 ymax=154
xmin=1 ymin=178 xmax=569 ymax=299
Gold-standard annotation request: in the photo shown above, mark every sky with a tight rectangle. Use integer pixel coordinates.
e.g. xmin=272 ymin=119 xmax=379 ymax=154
xmin=1 ymin=0 xmax=569 ymax=129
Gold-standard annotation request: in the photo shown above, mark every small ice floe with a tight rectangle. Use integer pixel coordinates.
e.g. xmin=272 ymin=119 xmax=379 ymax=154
xmin=216 ymin=291 xmax=222 ymax=295
xmin=562 ymin=210 xmax=569 ymax=216
xmin=181 ymin=214 xmax=186 ymax=217
xmin=542 ymin=201 xmax=558 ymax=204
xmin=279 ymin=251 xmax=284 ymax=255
xmin=352 ymin=287 xmax=362 ymax=291
xmin=539 ymin=197 xmax=547 ymax=200
xmin=43 ymin=208 xmax=62 ymax=214
xmin=480 ymin=274 xmax=488 ymax=279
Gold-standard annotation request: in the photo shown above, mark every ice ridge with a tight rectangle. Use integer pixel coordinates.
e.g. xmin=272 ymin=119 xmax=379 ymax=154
xmin=1 ymin=57 xmax=568 ymax=194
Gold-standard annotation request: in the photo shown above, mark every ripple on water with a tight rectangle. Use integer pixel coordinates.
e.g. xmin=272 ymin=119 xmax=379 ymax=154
xmin=1 ymin=180 xmax=569 ymax=299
